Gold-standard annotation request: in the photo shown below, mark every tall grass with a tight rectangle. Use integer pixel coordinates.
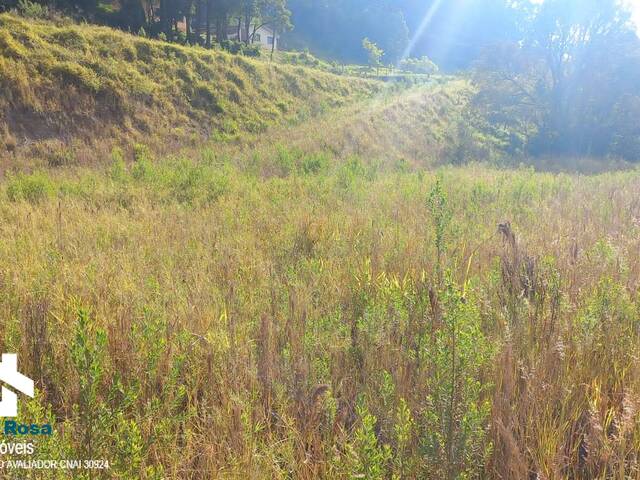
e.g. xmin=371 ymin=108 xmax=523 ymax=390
xmin=0 ymin=152 xmax=638 ymax=478
xmin=0 ymin=13 xmax=384 ymax=169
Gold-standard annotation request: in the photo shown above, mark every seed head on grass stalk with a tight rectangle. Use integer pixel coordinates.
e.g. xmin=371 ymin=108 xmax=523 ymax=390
xmin=427 ymin=174 xmax=451 ymax=286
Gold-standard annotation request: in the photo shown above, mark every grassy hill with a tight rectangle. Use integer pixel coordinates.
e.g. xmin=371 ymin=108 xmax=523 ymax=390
xmin=1 ymin=14 xmax=639 ymax=480
xmin=0 ymin=13 xmax=387 ymax=166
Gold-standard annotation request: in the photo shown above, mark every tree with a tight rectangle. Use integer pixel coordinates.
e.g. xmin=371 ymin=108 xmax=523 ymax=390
xmin=257 ymin=0 xmax=292 ymax=57
xmin=179 ymin=0 xmax=195 ymax=43
xmin=472 ymin=0 xmax=640 ymax=160
xmin=527 ymin=0 xmax=636 ymax=155
xmin=238 ymin=0 xmax=259 ymax=44
xmin=205 ymin=0 xmax=212 ymax=46
xmin=119 ymin=0 xmax=146 ymax=33
xmin=362 ymin=37 xmax=383 ymax=74
xmin=399 ymin=56 xmax=438 ymax=75
xmin=472 ymin=42 xmax=548 ymax=155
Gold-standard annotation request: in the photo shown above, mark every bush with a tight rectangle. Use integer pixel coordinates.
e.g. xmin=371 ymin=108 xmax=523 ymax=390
xmin=16 ymin=0 xmax=48 ymax=19
xmin=220 ymin=40 xmax=243 ymax=55
xmin=242 ymin=44 xmax=261 ymax=57
xmin=399 ymin=56 xmax=439 ymax=75
xmin=220 ymin=40 xmax=261 ymax=57
xmin=6 ymin=171 xmax=55 ymax=203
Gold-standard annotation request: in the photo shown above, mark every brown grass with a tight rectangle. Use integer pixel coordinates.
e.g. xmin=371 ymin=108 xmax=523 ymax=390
xmin=0 ymin=154 xmax=639 ymax=478
xmin=0 ymin=14 xmax=639 ymax=480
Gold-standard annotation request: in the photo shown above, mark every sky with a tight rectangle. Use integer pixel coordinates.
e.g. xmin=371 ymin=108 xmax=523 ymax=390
xmin=530 ymin=0 xmax=640 ymax=32
xmin=621 ymin=0 xmax=640 ymax=29
xmin=631 ymin=1 xmax=640 ymax=29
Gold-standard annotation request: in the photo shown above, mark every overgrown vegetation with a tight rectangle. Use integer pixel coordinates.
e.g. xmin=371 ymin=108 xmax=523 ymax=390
xmin=1 ymin=6 xmax=640 ymax=479
xmin=1 ymin=148 xmax=639 ymax=478
xmin=471 ymin=0 xmax=640 ymax=162
xmin=0 ymin=13 xmax=383 ymax=162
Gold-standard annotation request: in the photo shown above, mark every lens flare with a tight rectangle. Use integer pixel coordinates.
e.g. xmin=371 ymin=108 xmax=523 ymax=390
xmin=400 ymin=0 xmax=446 ymax=61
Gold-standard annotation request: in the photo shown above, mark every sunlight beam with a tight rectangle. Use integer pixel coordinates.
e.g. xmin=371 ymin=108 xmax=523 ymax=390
xmin=400 ymin=0 xmax=446 ymax=61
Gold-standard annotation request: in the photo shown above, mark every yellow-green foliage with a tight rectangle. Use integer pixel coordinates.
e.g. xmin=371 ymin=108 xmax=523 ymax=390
xmin=1 ymin=144 xmax=639 ymax=478
xmin=0 ymin=13 xmax=383 ymax=148
xmin=1 ymin=14 xmax=639 ymax=480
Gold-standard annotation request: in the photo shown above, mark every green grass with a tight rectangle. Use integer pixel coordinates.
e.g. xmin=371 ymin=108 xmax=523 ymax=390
xmin=1 ymin=13 xmax=639 ymax=480
xmin=0 ymin=15 xmax=473 ymax=174
xmin=271 ymin=49 xmax=439 ymax=82
xmin=0 ymin=145 xmax=639 ymax=478
xmin=0 ymin=13 xmax=384 ymax=165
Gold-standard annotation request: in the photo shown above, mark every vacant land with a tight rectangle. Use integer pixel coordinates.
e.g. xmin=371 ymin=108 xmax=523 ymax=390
xmin=0 ymin=13 xmax=386 ymax=168
xmin=3 ymin=140 xmax=640 ymax=480
xmin=1 ymin=14 xmax=640 ymax=480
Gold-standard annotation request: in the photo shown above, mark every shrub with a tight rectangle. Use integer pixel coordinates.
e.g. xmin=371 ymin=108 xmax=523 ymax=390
xmin=399 ymin=56 xmax=439 ymax=75
xmin=242 ymin=44 xmax=261 ymax=57
xmin=351 ymin=404 xmax=392 ymax=479
xmin=16 ymin=0 xmax=48 ymax=19
xmin=418 ymin=280 xmax=493 ymax=478
xmin=220 ymin=40 xmax=261 ymax=57
xmin=71 ymin=308 xmax=109 ymax=460
xmin=6 ymin=171 xmax=55 ymax=203
xmin=220 ymin=40 xmax=243 ymax=55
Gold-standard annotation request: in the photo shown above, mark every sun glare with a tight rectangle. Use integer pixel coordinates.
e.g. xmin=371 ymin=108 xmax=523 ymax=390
xmin=400 ymin=0 xmax=445 ymax=60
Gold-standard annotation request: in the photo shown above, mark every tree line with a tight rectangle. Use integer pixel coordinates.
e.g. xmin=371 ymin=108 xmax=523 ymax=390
xmin=283 ymin=0 xmax=526 ymax=68
xmin=470 ymin=0 xmax=640 ymax=162
xmin=0 ymin=0 xmax=291 ymax=49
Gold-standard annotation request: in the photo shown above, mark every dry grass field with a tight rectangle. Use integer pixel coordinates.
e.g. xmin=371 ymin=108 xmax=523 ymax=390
xmin=2 ymin=152 xmax=639 ymax=479
xmin=1 ymin=13 xmax=640 ymax=480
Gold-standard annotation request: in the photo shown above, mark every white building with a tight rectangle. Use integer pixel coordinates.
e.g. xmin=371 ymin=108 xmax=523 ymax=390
xmin=227 ymin=24 xmax=278 ymax=50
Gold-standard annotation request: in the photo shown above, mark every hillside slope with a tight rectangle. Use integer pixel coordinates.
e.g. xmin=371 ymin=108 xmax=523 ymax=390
xmin=247 ymin=81 xmax=471 ymax=168
xmin=0 ymin=14 xmax=384 ymax=164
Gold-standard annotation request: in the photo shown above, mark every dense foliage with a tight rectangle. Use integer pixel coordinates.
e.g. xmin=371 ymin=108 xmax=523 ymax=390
xmin=472 ymin=0 xmax=640 ymax=161
xmin=1 ymin=141 xmax=640 ymax=478
xmin=0 ymin=0 xmax=292 ymax=49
